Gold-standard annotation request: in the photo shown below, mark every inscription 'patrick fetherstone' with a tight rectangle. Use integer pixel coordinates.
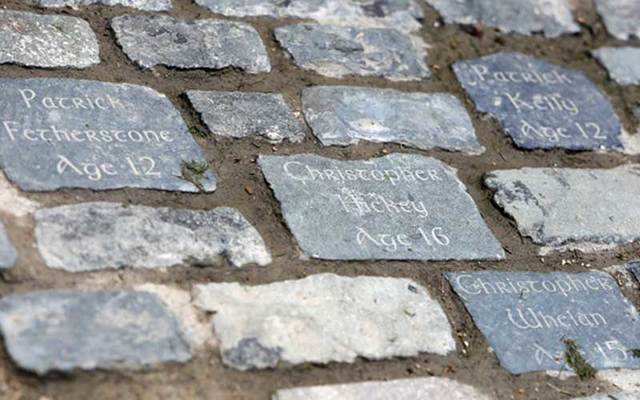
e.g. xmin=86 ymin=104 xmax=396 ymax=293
xmin=454 ymin=52 xmax=622 ymax=150
xmin=259 ymin=153 xmax=504 ymax=261
xmin=0 ymin=79 xmax=215 ymax=192
xmin=447 ymin=271 xmax=640 ymax=374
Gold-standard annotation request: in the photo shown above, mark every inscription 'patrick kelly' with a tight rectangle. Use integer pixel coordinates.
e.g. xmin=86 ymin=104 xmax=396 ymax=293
xmin=453 ymin=52 xmax=622 ymax=151
xmin=0 ymin=79 xmax=215 ymax=192
xmin=447 ymin=271 xmax=640 ymax=374
xmin=259 ymin=153 xmax=504 ymax=261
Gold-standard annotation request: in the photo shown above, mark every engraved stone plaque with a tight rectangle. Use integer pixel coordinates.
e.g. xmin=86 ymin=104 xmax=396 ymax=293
xmin=447 ymin=271 xmax=640 ymax=374
xmin=0 ymin=78 xmax=215 ymax=192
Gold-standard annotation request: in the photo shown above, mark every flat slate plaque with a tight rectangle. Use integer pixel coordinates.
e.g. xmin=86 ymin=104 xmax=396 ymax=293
xmin=259 ymin=153 xmax=504 ymax=261
xmin=454 ymin=52 xmax=622 ymax=150
xmin=0 ymin=78 xmax=215 ymax=192
xmin=447 ymin=271 xmax=640 ymax=374
xmin=302 ymin=86 xmax=483 ymax=153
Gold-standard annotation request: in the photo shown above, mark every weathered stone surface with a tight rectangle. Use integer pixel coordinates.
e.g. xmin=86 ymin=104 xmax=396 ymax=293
xmin=0 ymin=223 xmax=16 ymax=269
xmin=112 ymin=16 xmax=270 ymax=72
xmin=426 ymin=0 xmax=579 ymax=37
xmin=0 ymin=289 xmax=191 ymax=374
xmin=275 ymin=24 xmax=429 ymax=81
xmin=302 ymin=86 xmax=483 ymax=153
xmin=194 ymin=273 xmax=455 ymax=370
xmin=454 ymin=52 xmax=622 ymax=150
xmin=36 ymin=0 xmax=171 ymax=10
xmin=35 ymin=202 xmax=271 ymax=271
xmin=593 ymin=47 xmax=640 ymax=86
xmin=259 ymin=153 xmax=503 ymax=261
xmin=447 ymin=271 xmax=640 ymax=374
xmin=0 ymin=78 xmax=215 ymax=192
xmin=574 ymin=393 xmax=640 ymax=400
xmin=194 ymin=0 xmax=423 ymax=32
xmin=595 ymin=0 xmax=640 ymax=40
xmin=0 ymin=10 xmax=99 ymax=69
xmin=273 ymin=377 xmax=491 ymax=400
xmin=186 ymin=91 xmax=304 ymax=143
xmin=628 ymin=261 xmax=640 ymax=283
xmin=485 ymin=165 xmax=640 ymax=249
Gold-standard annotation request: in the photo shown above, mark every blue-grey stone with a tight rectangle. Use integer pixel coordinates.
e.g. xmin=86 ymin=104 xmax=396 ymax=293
xmin=0 ymin=78 xmax=215 ymax=192
xmin=446 ymin=271 xmax=640 ymax=374
xmin=36 ymin=0 xmax=171 ymax=10
xmin=453 ymin=52 xmax=622 ymax=151
xmin=112 ymin=16 xmax=270 ymax=72
xmin=0 ymin=223 xmax=16 ymax=269
xmin=485 ymin=165 xmax=640 ymax=249
xmin=302 ymin=86 xmax=483 ymax=153
xmin=0 ymin=10 xmax=99 ymax=69
xmin=35 ymin=202 xmax=271 ymax=271
xmin=595 ymin=0 xmax=640 ymax=41
xmin=194 ymin=0 xmax=423 ymax=32
xmin=627 ymin=261 xmax=640 ymax=284
xmin=0 ymin=289 xmax=192 ymax=374
xmin=425 ymin=0 xmax=579 ymax=37
xmin=593 ymin=47 xmax=640 ymax=86
xmin=186 ymin=91 xmax=304 ymax=143
xmin=258 ymin=153 xmax=504 ymax=261
xmin=574 ymin=394 xmax=640 ymax=400
xmin=275 ymin=24 xmax=429 ymax=81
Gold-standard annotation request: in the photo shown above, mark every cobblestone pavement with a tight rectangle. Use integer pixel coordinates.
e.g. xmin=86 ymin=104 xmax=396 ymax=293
xmin=0 ymin=0 xmax=639 ymax=399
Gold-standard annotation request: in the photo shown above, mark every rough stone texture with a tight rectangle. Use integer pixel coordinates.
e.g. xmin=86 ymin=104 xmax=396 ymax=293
xmin=194 ymin=0 xmax=423 ymax=32
xmin=302 ymin=86 xmax=483 ymax=153
xmin=0 ymin=173 xmax=40 ymax=218
xmin=35 ymin=202 xmax=271 ymax=271
xmin=0 ymin=10 xmax=99 ymax=69
xmin=628 ymin=261 xmax=640 ymax=283
xmin=426 ymin=0 xmax=579 ymax=37
xmin=447 ymin=271 xmax=640 ymax=374
xmin=112 ymin=16 xmax=270 ymax=72
xmin=485 ymin=165 xmax=640 ymax=249
xmin=186 ymin=91 xmax=304 ymax=143
xmin=194 ymin=274 xmax=455 ymax=370
xmin=36 ymin=0 xmax=171 ymax=10
xmin=0 ymin=223 xmax=16 ymax=269
xmin=595 ymin=0 xmax=640 ymax=40
xmin=273 ymin=377 xmax=491 ymax=400
xmin=574 ymin=394 xmax=640 ymax=400
xmin=0 ymin=78 xmax=215 ymax=192
xmin=593 ymin=47 xmax=640 ymax=86
xmin=454 ymin=52 xmax=622 ymax=150
xmin=274 ymin=24 xmax=429 ymax=81
xmin=259 ymin=153 xmax=504 ymax=261
xmin=0 ymin=289 xmax=192 ymax=374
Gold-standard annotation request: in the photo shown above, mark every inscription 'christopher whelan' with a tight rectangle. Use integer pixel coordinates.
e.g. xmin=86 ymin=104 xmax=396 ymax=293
xmin=447 ymin=271 xmax=640 ymax=374
xmin=453 ymin=52 xmax=622 ymax=151
xmin=259 ymin=153 xmax=504 ymax=261
xmin=0 ymin=79 xmax=215 ymax=192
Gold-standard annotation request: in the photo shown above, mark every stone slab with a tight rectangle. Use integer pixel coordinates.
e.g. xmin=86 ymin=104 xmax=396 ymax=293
xmin=627 ymin=261 xmax=640 ymax=283
xmin=35 ymin=202 xmax=271 ymax=271
xmin=259 ymin=153 xmax=504 ymax=261
xmin=485 ymin=165 xmax=640 ymax=249
xmin=112 ymin=16 xmax=270 ymax=72
xmin=447 ymin=271 xmax=640 ymax=374
xmin=274 ymin=24 xmax=429 ymax=81
xmin=302 ymin=86 xmax=483 ymax=153
xmin=0 ymin=289 xmax=191 ymax=374
xmin=0 ymin=78 xmax=215 ymax=192
xmin=593 ymin=47 xmax=640 ymax=86
xmin=272 ymin=377 xmax=491 ymax=400
xmin=453 ymin=52 xmax=622 ymax=150
xmin=0 ymin=223 xmax=16 ymax=269
xmin=595 ymin=0 xmax=640 ymax=40
xmin=36 ymin=0 xmax=171 ymax=10
xmin=574 ymin=393 xmax=640 ymax=400
xmin=193 ymin=273 xmax=455 ymax=370
xmin=0 ymin=10 xmax=99 ymax=69
xmin=194 ymin=0 xmax=423 ymax=32
xmin=426 ymin=0 xmax=579 ymax=37
xmin=186 ymin=91 xmax=304 ymax=143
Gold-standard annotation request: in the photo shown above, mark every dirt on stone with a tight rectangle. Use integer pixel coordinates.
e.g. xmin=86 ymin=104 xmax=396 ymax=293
xmin=0 ymin=0 xmax=638 ymax=399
